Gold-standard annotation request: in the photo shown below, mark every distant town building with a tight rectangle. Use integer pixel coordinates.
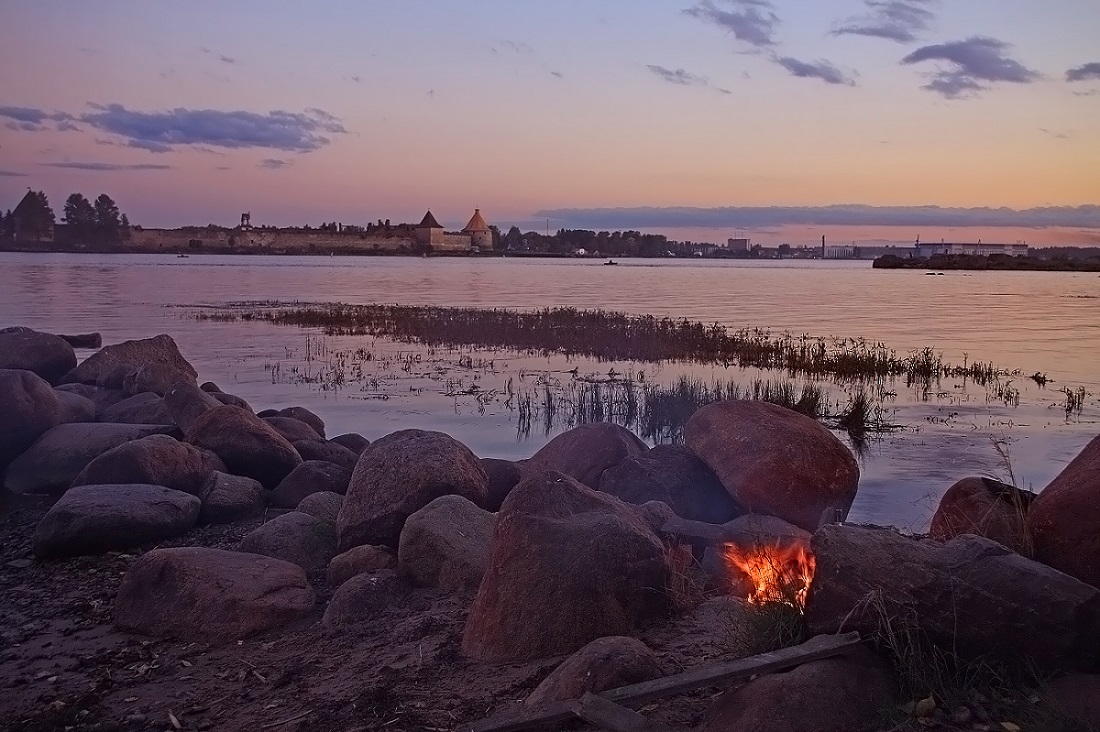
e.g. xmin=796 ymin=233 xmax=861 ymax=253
xmin=823 ymin=245 xmax=857 ymax=259
xmin=916 ymin=242 xmax=1029 ymax=257
xmin=727 ymin=237 xmax=749 ymax=252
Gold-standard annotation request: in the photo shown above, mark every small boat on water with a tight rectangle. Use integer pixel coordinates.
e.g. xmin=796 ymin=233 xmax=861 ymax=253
xmin=603 ymin=259 xmax=618 ymax=266
xmin=177 ymin=254 xmax=189 ymax=258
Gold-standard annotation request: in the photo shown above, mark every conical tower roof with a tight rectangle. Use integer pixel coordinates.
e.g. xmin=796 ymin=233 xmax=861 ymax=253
xmin=418 ymin=210 xmax=443 ymax=229
xmin=463 ymin=208 xmax=490 ymax=233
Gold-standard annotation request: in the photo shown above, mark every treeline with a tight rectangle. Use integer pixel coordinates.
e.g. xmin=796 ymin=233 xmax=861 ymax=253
xmin=501 ymin=227 xmax=684 ymax=257
xmin=0 ymin=190 xmax=131 ymax=244
xmin=873 ymin=253 xmax=1100 ymax=272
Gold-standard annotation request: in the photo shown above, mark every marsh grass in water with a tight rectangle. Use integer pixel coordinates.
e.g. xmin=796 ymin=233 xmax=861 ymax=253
xmin=192 ymin=301 xmax=1018 ymax=385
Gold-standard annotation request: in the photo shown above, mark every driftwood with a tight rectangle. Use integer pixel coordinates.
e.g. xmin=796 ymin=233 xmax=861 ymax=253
xmin=467 ymin=631 xmax=861 ymax=732
xmin=569 ymin=692 xmax=673 ymax=732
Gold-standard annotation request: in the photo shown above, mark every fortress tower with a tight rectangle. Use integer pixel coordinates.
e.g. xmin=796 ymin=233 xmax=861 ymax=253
xmin=462 ymin=208 xmax=492 ymax=249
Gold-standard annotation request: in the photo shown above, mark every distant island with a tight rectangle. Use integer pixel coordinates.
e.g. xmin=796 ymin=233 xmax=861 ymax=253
xmin=873 ymin=252 xmax=1100 ymax=272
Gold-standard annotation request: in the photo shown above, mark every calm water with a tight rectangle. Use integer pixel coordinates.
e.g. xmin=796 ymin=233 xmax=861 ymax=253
xmin=2 ymin=253 xmax=1098 ymax=530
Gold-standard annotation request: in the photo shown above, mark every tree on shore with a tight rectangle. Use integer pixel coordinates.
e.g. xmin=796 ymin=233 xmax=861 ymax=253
xmin=16 ymin=191 xmax=55 ymax=241
xmin=94 ymin=193 xmax=122 ymax=243
xmin=63 ymin=193 xmax=96 ymax=241
xmin=0 ymin=210 xmax=9 ymax=241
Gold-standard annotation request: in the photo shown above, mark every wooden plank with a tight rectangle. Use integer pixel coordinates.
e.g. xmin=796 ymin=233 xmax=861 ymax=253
xmin=465 ymin=631 xmax=860 ymax=732
xmin=569 ymin=693 xmax=674 ymax=732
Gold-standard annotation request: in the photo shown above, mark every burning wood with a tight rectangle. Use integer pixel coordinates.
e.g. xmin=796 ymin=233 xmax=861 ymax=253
xmin=721 ymin=541 xmax=816 ymax=609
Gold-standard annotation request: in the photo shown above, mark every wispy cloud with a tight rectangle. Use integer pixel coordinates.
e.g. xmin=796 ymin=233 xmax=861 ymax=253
xmin=831 ymin=0 xmax=935 ymax=44
xmin=550 ymin=70 xmax=564 ymax=78
xmin=684 ymin=0 xmax=780 ymax=49
xmin=0 ymin=169 xmax=28 ymax=177
xmin=772 ymin=56 xmax=856 ymax=86
xmin=901 ymin=36 xmax=1039 ymax=98
xmin=1039 ymin=128 xmax=1069 ymax=140
xmin=40 ymin=162 xmax=172 ymax=171
xmin=646 ymin=64 xmax=731 ymax=93
xmin=219 ymin=54 xmax=237 ymax=65
xmin=259 ymin=158 xmax=291 ymax=169
xmin=79 ymin=104 xmax=346 ymax=152
xmin=1066 ymin=62 xmax=1100 ymax=83
xmin=0 ymin=106 xmax=76 ymax=132
xmin=532 ymin=204 xmax=1100 ymax=230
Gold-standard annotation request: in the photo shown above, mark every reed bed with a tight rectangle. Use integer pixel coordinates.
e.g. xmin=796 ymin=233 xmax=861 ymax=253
xmin=194 ymin=302 xmax=1016 ymax=385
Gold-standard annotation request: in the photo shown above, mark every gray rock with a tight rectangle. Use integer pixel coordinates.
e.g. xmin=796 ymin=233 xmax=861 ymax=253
xmin=61 ymin=334 xmax=198 ymax=395
xmin=270 ymin=460 xmax=352 ymax=508
xmin=296 ymin=491 xmax=343 ymax=524
xmin=185 ymin=405 xmax=302 ymax=489
xmin=33 ymin=483 xmax=201 ymax=558
xmin=806 ymin=524 xmax=1100 ymax=670
xmin=114 ymin=547 xmax=314 ymax=643
xmin=54 ymin=383 xmax=126 ymax=414
xmin=398 ymin=495 xmax=494 ymax=594
xmin=54 ymin=389 xmax=96 ymax=423
xmin=0 ymin=328 xmax=77 ymax=384
xmin=262 ymin=416 xmax=323 ymax=443
xmin=57 ymin=332 xmax=101 ymax=349
xmin=321 ymin=570 xmax=411 ymax=627
xmin=197 ymin=471 xmax=266 ymax=524
xmin=327 ymin=544 xmax=396 ymax=587
xmin=209 ymin=391 xmax=252 ymax=410
xmin=99 ymin=392 xmax=173 ymax=425
xmin=481 ymin=457 xmax=522 ymax=512
xmin=71 ymin=434 xmax=225 ymax=496
xmin=330 ymin=433 xmax=370 ymax=454
xmin=4 ymin=422 xmax=177 ymax=494
xmin=276 ymin=407 xmax=326 ymax=438
xmin=163 ymin=381 xmax=223 ymax=433
xmin=240 ymin=511 xmax=337 ymax=571
xmin=292 ymin=439 xmax=359 ymax=472
xmin=522 ymin=422 xmax=649 ymax=489
xmin=338 ymin=429 xmax=488 ymax=550
xmin=0 ymin=369 xmax=65 ymax=470
xmin=525 ymin=636 xmax=663 ymax=708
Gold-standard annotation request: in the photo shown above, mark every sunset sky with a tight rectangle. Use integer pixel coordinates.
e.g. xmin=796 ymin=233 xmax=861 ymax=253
xmin=1 ymin=1 xmax=1098 ymax=245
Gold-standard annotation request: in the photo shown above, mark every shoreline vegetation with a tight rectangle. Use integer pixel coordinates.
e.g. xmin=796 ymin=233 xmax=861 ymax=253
xmin=873 ymin=252 xmax=1100 ymax=272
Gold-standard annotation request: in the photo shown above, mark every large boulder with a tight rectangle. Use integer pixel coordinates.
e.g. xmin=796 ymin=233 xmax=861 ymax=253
xmin=185 ymin=405 xmax=302 ymax=489
xmin=599 ymin=444 xmax=740 ymax=524
xmin=327 ymin=545 xmax=396 ymax=587
xmin=700 ymin=647 xmax=897 ymax=732
xmin=276 ymin=407 xmax=326 ymax=438
xmin=33 ymin=484 xmax=200 ymax=558
xmin=209 ymin=391 xmax=252 ymax=410
xmin=0 ymin=328 xmax=77 ymax=384
xmin=337 ymin=430 xmax=488 ymax=550
xmin=0 ymin=369 xmax=66 ymax=470
xmin=331 ymin=433 xmax=370 ymax=453
xmin=61 ymin=334 xmax=198 ymax=395
xmin=321 ymin=570 xmax=413 ymax=627
xmin=481 ymin=457 xmax=523 ymax=511
xmin=270 ymin=460 xmax=352 ymax=509
xmin=54 ymin=383 xmax=126 ymax=414
xmin=54 ymin=389 xmax=96 ymax=423
xmin=296 ymin=491 xmax=343 ymax=524
xmin=700 ymin=514 xmax=812 ymax=595
xmin=1028 ymin=435 xmax=1100 ymax=587
xmin=293 ymin=439 xmax=360 ymax=472
xmin=1040 ymin=674 xmax=1100 ymax=729
xmin=397 ymin=495 xmax=495 ymax=594
xmin=98 ymin=392 xmax=173 ymax=425
xmin=197 ymin=471 xmax=266 ymax=524
xmin=263 ymin=416 xmax=322 ymax=443
xmin=71 ymin=434 xmax=225 ymax=496
xmin=806 ymin=525 xmax=1100 ymax=670
xmin=114 ymin=547 xmax=314 ymax=642
xmin=462 ymin=471 xmax=671 ymax=662
xmin=521 ymin=423 xmax=649 ymax=489
xmin=163 ymin=381 xmax=223 ymax=433
xmin=929 ymin=476 xmax=1034 ymax=554
xmin=685 ymin=400 xmax=859 ymax=532
xmin=240 ymin=511 xmax=338 ymax=571
xmin=4 ymin=422 xmax=176 ymax=494
xmin=525 ymin=636 xmax=664 ymax=708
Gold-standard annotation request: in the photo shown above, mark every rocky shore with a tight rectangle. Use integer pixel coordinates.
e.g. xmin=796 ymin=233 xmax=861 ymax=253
xmin=2 ymin=327 xmax=1099 ymax=731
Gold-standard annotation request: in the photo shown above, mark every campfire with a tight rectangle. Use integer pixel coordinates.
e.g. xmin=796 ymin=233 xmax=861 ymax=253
xmin=721 ymin=540 xmax=816 ymax=609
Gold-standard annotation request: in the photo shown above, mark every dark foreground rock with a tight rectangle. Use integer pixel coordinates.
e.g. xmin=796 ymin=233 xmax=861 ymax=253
xmin=929 ymin=476 xmax=1034 ymax=553
xmin=397 ymin=494 xmax=494 ymax=594
xmin=806 ymin=524 xmax=1100 ymax=669
xmin=4 ymin=422 xmax=177 ymax=494
xmin=276 ymin=406 xmax=326 ymax=438
xmin=1028 ymin=434 xmax=1100 ymax=587
xmin=185 ymin=405 xmax=302 ymax=489
xmin=700 ymin=646 xmax=897 ymax=732
xmin=330 ymin=432 xmax=370 ymax=453
xmin=240 ymin=511 xmax=338 ymax=571
xmin=98 ymin=392 xmax=173 ymax=425
xmin=685 ymin=400 xmax=859 ymax=532
xmin=0 ymin=328 xmax=77 ymax=384
xmin=463 ymin=471 xmax=671 ymax=662
xmin=270 ymin=460 xmax=352 ymax=509
xmin=321 ymin=570 xmax=414 ymax=627
xmin=163 ymin=381 xmax=223 ymax=433
xmin=599 ymin=444 xmax=740 ymax=524
xmin=71 ymin=434 xmax=225 ymax=496
xmin=33 ymin=483 xmax=200 ymax=558
xmin=337 ymin=429 xmax=488 ymax=550
xmin=0 ymin=369 xmax=65 ymax=470
xmin=521 ymin=422 xmax=649 ymax=489
xmin=197 ymin=471 xmax=266 ymax=524
xmin=327 ymin=545 xmax=397 ymax=587
xmin=480 ymin=457 xmax=523 ymax=511
xmin=292 ymin=439 xmax=360 ymax=472
xmin=54 ymin=389 xmax=96 ymax=423
xmin=114 ymin=547 xmax=315 ymax=643
xmin=525 ymin=636 xmax=663 ymax=708
xmin=61 ymin=334 xmax=198 ymax=394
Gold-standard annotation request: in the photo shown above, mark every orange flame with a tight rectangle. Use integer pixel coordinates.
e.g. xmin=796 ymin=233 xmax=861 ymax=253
xmin=721 ymin=541 xmax=816 ymax=609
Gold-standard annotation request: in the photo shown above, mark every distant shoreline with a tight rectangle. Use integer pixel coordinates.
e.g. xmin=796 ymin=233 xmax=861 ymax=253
xmin=873 ymin=253 xmax=1100 ymax=272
